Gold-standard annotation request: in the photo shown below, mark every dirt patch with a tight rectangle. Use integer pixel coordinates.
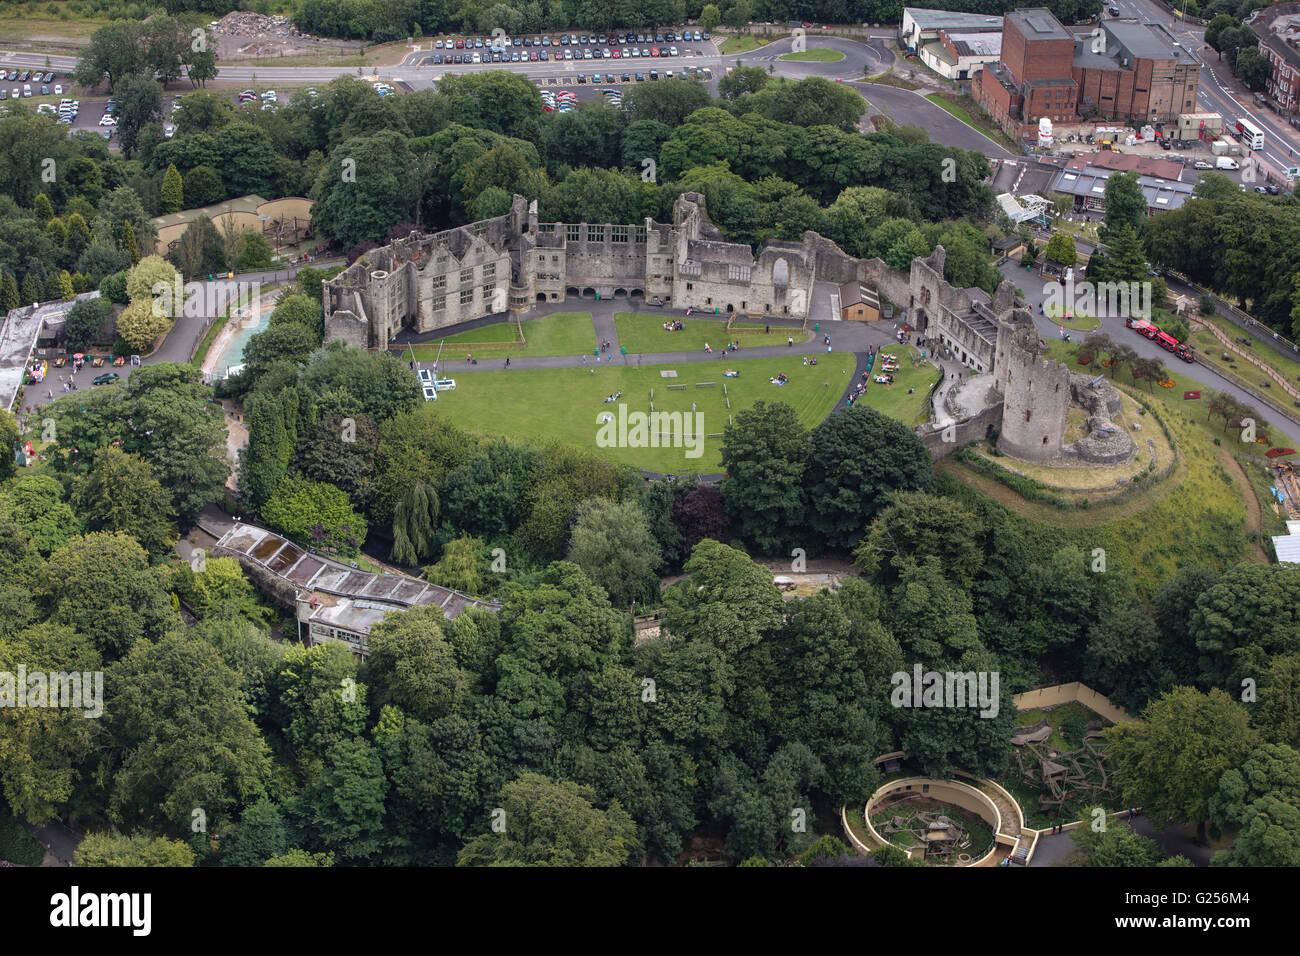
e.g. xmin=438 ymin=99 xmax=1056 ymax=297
xmin=1220 ymin=452 xmax=1269 ymax=564
xmin=211 ymin=11 xmax=365 ymax=59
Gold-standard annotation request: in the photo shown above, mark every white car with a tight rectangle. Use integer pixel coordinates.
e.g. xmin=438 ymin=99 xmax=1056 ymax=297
xmin=164 ymin=124 xmax=175 ymax=138
xmin=53 ymin=84 xmax=62 ymax=95
xmin=98 ymin=114 xmax=115 ymax=126
xmin=471 ymin=52 xmax=481 ymax=63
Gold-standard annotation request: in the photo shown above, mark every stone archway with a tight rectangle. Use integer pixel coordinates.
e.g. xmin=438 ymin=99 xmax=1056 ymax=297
xmin=581 ymin=287 xmax=596 ymax=298
xmin=772 ymin=257 xmax=789 ymax=290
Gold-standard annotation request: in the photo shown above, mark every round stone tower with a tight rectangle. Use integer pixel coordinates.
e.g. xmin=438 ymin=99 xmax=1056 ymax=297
xmin=994 ymin=312 xmax=1072 ymax=461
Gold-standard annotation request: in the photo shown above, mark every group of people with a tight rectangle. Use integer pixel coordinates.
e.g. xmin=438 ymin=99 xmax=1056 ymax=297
xmin=769 ymin=372 xmax=788 ymax=386
xmin=602 ymin=390 xmax=623 ymax=403
xmin=801 ymin=356 xmax=819 ymax=366
xmin=662 ymin=320 xmax=684 ymax=331
xmin=599 ymin=339 xmax=612 ymax=351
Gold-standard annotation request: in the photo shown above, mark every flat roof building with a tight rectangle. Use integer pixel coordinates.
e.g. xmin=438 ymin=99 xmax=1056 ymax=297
xmin=900 ymin=7 xmax=1004 ymax=50
xmin=214 ymin=520 xmax=498 ymax=659
xmin=1051 ymin=164 xmax=1193 ymax=213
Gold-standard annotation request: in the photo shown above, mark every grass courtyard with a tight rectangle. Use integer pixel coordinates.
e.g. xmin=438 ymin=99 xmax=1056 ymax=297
xmin=430 ymin=353 xmax=856 ymax=472
xmin=779 ymin=48 xmax=845 ymax=62
xmin=402 ymin=312 xmax=595 ymax=359
xmin=613 ymin=313 xmax=809 ymax=354
xmin=858 ymin=345 xmax=940 ymax=426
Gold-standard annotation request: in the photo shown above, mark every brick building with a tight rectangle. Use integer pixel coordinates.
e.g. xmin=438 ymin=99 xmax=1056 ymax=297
xmin=974 ymin=8 xmax=1199 ymax=139
xmin=1250 ymin=3 xmax=1300 ymax=113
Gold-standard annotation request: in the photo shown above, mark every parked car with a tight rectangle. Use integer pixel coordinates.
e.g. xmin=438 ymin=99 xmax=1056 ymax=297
xmin=92 ymin=372 xmax=119 ymax=385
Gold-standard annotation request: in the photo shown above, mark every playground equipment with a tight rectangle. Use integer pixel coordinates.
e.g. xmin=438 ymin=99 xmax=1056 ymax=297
xmin=875 ymin=800 xmax=976 ymax=864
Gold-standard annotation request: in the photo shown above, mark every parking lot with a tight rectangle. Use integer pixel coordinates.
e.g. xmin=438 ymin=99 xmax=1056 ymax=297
xmin=417 ymin=28 xmax=712 ymax=68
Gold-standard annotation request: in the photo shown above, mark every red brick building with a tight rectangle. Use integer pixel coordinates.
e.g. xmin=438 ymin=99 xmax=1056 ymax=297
xmin=974 ymin=8 xmax=1199 ymax=140
xmin=1250 ymin=4 xmax=1300 ymax=113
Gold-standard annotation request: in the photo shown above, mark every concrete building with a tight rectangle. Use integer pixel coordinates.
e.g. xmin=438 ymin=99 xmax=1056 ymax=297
xmin=0 ymin=292 xmax=102 ymax=413
xmin=900 ymin=7 xmax=1005 ymax=52
xmin=325 ymin=194 xmax=818 ymax=349
xmin=1250 ymin=3 xmax=1300 ymax=113
xmin=213 ymin=520 xmax=497 ymax=660
xmin=973 ymin=9 xmax=1200 ymax=139
xmin=921 ymin=30 xmax=1003 ymax=81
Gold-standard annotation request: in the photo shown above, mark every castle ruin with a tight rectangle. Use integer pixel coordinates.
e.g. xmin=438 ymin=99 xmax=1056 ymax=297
xmin=324 ymin=194 xmax=1132 ymax=466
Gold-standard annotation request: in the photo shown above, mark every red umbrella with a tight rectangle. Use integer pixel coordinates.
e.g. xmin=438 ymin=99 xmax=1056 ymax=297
xmin=72 ymin=353 xmax=84 ymax=359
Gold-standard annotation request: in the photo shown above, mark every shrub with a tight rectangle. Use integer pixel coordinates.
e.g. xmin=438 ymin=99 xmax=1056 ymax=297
xmin=0 ymin=809 xmax=44 ymax=865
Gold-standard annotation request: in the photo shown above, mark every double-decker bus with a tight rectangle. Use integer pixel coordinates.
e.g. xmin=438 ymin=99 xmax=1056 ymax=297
xmin=1236 ymin=117 xmax=1265 ymax=150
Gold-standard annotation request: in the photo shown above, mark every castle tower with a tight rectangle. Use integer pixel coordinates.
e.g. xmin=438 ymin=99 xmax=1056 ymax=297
xmin=994 ymin=310 xmax=1072 ymax=461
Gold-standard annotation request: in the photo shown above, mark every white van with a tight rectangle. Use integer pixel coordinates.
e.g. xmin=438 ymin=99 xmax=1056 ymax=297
xmin=1216 ymin=156 xmax=1240 ymax=170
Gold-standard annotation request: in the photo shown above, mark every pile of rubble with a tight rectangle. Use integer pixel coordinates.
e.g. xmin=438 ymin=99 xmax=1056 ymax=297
xmin=211 ymin=11 xmax=366 ymax=58
xmin=213 ymin=11 xmax=301 ymax=39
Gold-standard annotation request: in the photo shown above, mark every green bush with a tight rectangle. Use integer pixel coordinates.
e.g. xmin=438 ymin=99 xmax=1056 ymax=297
xmin=0 ymin=809 xmax=45 ymax=866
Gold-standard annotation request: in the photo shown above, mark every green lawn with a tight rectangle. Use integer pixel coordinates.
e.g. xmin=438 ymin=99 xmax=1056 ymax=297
xmin=1044 ymin=304 xmax=1101 ymax=332
xmin=1201 ymin=313 xmax=1300 ymax=384
xmin=779 ymin=48 xmax=845 ymax=62
xmin=719 ymin=35 xmax=763 ymax=54
xmin=856 ymin=345 xmax=940 ymax=426
xmin=430 ymin=353 xmax=856 ymax=472
xmin=613 ymin=312 xmax=807 ymax=354
xmin=404 ymin=312 xmax=595 ymax=359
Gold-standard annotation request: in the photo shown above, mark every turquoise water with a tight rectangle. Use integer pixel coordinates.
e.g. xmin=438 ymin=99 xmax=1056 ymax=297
xmin=211 ymin=303 xmax=270 ymax=377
